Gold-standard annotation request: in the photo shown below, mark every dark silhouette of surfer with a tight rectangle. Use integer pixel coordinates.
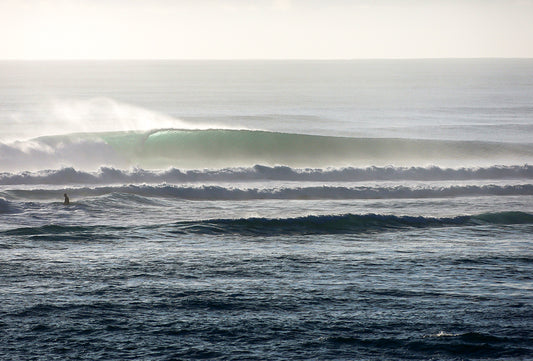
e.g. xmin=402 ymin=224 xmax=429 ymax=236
xmin=63 ymin=193 xmax=70 ymax=205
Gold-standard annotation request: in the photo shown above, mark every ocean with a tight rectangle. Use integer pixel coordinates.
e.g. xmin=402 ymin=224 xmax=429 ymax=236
xmin=1 ymin=59 xmax=532 ymax=360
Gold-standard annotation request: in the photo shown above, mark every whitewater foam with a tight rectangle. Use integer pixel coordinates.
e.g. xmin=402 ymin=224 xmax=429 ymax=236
xmin=1 ymin=165 xmax=532 ymax=185
xmin=4 ymin=184 xmax=532 ymax=201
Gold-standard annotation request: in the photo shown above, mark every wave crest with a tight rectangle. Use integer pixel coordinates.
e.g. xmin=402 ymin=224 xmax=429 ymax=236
xmin=4 ymin=184 xmax=533 ymax=201
xmin=1 ymin=129 xmax=532 ymax=171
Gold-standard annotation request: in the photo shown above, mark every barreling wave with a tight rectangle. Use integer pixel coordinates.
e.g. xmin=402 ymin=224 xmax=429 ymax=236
xmin=1 ymin=164 xmax=533 ymax=185
xmin=4 ymin=212 xmax=533 ymax=237
xmin=1 ymin=129 xmax=532 ymax=171
xmin=4 ymin=184 xmax=533 ymax=201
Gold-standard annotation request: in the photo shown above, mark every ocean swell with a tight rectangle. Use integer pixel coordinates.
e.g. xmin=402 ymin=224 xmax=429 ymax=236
xmin=1 ymin=129 xmax=532 ymax=171
xmin=4 ymin=212 xmax=533 ymax=237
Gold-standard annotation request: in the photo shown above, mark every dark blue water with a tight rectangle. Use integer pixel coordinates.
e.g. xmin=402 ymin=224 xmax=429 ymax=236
xmin=1 ymin=223 xmax=532 ymax=360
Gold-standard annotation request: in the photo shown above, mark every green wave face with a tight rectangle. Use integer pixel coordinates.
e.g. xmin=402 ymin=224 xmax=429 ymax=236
xmin=36 ymin=129 xmax=533 ymax=169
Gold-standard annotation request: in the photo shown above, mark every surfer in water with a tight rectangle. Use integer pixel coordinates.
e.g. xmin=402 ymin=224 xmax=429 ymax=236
xmin=63 ymin=193 xmax=70 ymax=205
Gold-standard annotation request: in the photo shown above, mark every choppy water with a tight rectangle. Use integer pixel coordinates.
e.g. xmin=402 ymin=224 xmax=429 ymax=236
xmin=1 ymin=60 xmax=532 ymax=360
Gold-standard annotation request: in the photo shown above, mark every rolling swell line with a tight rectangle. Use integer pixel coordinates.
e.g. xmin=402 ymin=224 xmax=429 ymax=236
xmin=176 ymin=212 xmax=533 ymax=235
xmin=3 ymin=212 xmax=533 ymax=237
xmin=3 ymin=129 xmax=532 ymax=171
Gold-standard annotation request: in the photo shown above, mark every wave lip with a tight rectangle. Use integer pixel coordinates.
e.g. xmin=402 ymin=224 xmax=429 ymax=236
xmin=2 ymin=164 xmax=533 ymax=185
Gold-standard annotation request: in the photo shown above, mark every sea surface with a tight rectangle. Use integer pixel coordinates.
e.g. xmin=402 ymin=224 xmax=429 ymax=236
xmin=1 ymin=60 xmax=532 ymax=360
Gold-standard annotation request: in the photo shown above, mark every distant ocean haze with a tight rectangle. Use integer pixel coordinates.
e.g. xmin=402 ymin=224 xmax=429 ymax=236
xmin=1 ymin=59 xmax=532 ymax=143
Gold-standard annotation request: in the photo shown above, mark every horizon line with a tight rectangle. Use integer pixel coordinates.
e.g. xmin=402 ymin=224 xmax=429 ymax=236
xmin=1 ymin=56 xmax=533 ymax=62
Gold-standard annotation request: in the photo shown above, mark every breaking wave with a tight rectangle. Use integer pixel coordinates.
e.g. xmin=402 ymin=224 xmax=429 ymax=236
xmin=4 ymin=184 xmax=533 ymax=201
xmin=1 ymin=164 xmax=532 ymax=185
xmin=1 ymin=129 xmax=532 ymax=171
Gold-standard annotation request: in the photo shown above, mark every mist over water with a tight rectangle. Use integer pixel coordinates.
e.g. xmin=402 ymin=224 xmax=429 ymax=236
xmin=1 ymin=60 xmax=532 ymax=360
xmin=0 ymin=97 xmax=225 ymax=142
xmin=2 ymin=59 xmax=533 ymax=140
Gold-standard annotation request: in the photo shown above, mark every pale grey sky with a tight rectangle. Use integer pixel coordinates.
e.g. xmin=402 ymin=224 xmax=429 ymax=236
xmin=1 ymin=0 xmax=532 ymax=59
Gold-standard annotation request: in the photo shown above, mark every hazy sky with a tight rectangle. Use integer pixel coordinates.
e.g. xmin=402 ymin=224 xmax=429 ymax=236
xmin=1 ymin=0 xmax=532 ymax=59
